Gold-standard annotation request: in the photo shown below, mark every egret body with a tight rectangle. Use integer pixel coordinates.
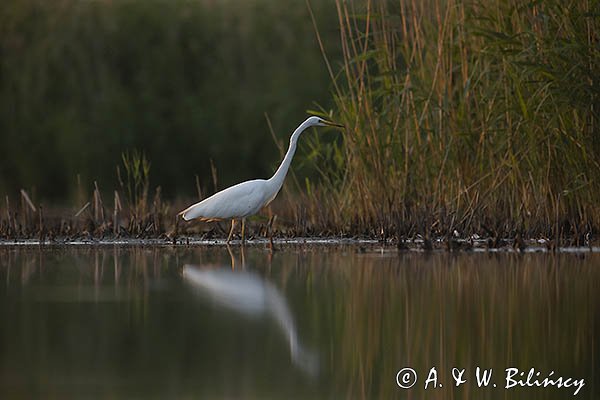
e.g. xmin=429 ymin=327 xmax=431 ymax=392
xmin=179 ymin=116 xmax=343 ymax=243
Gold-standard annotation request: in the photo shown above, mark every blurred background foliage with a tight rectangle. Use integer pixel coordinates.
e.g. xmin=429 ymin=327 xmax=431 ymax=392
xmin=0 ymin=0 xmax=340 ymax=202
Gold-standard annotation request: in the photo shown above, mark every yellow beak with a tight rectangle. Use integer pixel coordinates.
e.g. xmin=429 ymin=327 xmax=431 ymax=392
xmin=322 ymin=120 xmax=345 ymax=128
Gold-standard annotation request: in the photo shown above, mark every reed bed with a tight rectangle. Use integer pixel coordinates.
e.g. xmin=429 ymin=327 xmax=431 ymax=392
xmin=0 ymin=152 xmax=175 ymax=241
xmin=291 ymin=0 xmax=600 ymax=241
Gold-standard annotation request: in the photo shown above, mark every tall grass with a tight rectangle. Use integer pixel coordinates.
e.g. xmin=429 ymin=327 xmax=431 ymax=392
xmin=0 ymin=152 xmax=173 ymax=240
xmin=299 ymin=0 xmax=600 ymax=239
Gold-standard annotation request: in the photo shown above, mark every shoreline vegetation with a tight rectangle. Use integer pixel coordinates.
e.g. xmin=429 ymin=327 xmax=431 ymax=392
xmin=302 ymin=0 xmax=599 ymax=243
xmin=0 ymin=182 xmax=597 ymax=251
xmin=1 ymin=0 xmax=599 ymax=246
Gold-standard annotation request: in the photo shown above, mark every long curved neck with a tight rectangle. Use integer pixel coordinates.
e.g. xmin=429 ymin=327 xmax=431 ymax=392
xmin=268 ymin=119 xmax=313 ymax=190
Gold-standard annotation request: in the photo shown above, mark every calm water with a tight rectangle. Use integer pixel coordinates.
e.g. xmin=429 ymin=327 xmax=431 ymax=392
xmin=0 ymin=245 xmax=598 ymax=399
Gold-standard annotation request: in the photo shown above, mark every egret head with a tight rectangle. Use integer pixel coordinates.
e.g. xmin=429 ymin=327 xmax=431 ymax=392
xmin=307 ymin=116 xmax=344 ymax=128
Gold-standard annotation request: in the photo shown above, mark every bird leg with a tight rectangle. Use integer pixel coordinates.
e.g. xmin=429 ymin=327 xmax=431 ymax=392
xmin=226 ymin=244 xmax=235 ymax=270
xmin=241 ymin=218 xmax=246 ymax=245
xmin=267 ymin=215 xmax=276 ymax=252
xmin=227 ymin=219 xmax=236 ymax=244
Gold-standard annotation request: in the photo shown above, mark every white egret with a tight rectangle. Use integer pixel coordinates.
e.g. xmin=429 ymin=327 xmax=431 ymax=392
xmin=179 ymin=116 xmax=343 ymax=243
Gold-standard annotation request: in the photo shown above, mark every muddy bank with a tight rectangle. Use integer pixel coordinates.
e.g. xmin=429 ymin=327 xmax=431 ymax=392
xmin=1 ymin=235 xmax=598 ymax=254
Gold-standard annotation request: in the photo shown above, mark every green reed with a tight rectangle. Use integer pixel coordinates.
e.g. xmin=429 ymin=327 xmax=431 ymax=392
xmin=297 ymin=0 xmax=599 ymax=239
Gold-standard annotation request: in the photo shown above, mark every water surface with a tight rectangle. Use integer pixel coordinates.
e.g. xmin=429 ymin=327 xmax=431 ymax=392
xmin=1 ymin=246 xmax=598 ymax=399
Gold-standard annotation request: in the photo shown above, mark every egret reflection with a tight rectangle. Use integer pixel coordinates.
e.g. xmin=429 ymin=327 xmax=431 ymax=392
xmin=182 ymin=264 xmax=319 ymax=376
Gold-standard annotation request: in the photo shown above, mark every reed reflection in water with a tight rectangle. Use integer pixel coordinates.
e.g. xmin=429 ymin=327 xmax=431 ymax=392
xmin=0 ymin=246 xmax=598 ymax=399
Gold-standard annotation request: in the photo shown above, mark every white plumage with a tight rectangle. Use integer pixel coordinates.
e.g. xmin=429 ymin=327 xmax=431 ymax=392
xmin=179 ymin=116 xmax=343 ymax=243
xmin=180 ymin=179 xmax=270 ymax=222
